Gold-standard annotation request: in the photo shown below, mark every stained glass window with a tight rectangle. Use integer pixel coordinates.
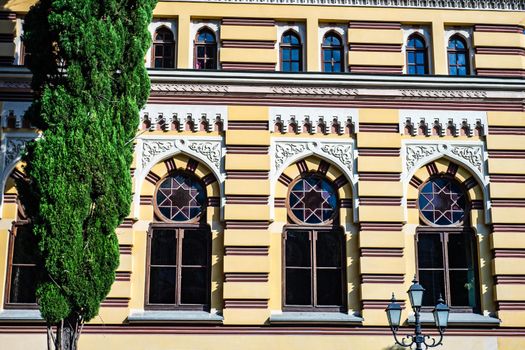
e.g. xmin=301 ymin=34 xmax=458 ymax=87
xmin=419 ymin=177 xmax=467 ymax=226
xmin=289 ymin=175 xmax=338 ymax=224
xmin=155 ymin=173 xmax=206 ymax=222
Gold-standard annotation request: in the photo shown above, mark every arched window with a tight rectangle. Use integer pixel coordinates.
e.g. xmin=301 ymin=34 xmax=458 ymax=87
xmin=194 ymin=28 xmax=217 ymax=70
xmin=448 ymin=35 xmax=470 ymax=76
xmin=153 ymin=27 xmax=175 ymax=68
xmin=283 ymin=173 xmax=345 ymax=311
xmin=5 ymin=205 xmax=38 ymax=307
xmin=416 ymin=175 xmax=479 ymax=312
xmin=280 ymin=30 xmax=302 ymax=72
xmin=322 ymin=32 xmax=344 ymax=73
xmin=146 ymin=171 xmax=211 ymax=310
xmin=406 ymin=34 xmax=429 ymax=75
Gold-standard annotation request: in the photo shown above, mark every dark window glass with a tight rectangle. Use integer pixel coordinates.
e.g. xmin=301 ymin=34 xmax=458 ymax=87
xmin=147 ymin=227 xmax=210 ymax=309
xmin=281 ymin=30 xmax=303 ymax=72
xmin=322 ymin=32 xmax=344 ymax=73
xmin=153 ymin=27 xmax=175 ymax=69
xmin=448 ymin=35 xmax=470 ymax=76
xmin=406 ymin=34 xmax=429 ymax=75
xmin=288 ymin=175 xmax=338 ymax=224
xmin=195 ymin=28 xmax=217 ymax=70
xmin=418 ymin=177 xmax=467 ymax=226
xmin=7 ymin=225 xmax=38 ymax=305
xmin=155 ymin=172 xmax=206 ymax=222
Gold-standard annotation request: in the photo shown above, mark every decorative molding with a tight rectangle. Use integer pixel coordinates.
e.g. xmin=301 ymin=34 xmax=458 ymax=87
xmin=400 ymin=89 xmax=487 ymax=98
xmin=151 ymin=83 xmax=229 ymax=93
xmin=400 ymin=110 xmax=487 ymax=137
xmin=1 ymin=102 xmax=31 ymax=128
xmin=271 ymin=86 xmax=358 ymax=96
xmin=320 ymin=144 xmax=353 ymax=170
xmin=270 ymin=107 xmax=358 ymax=135
xmin=141 ymin=104 xmax=227 ymax=132
xmin=170 ymin=0 xmax=525 ymax=11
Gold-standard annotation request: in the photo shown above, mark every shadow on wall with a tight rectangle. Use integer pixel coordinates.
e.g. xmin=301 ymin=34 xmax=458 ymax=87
xmin=383 ymin=345 xmax=405 ymax=350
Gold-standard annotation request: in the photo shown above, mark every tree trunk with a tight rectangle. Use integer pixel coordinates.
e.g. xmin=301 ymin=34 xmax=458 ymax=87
xmin=48 ymin=316 xmax=82 ymax=350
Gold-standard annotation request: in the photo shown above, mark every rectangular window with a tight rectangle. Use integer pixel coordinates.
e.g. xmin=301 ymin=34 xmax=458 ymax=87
xmin=146 ymin=225 xmax=211 ymax=310
xmin=283 ymin=228 xmax=345 ymax=311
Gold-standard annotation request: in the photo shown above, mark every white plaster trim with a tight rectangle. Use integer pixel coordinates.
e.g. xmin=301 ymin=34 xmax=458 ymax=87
xmin=1 ymin=101 xmax=30 ymax=128
xmin=141 ymin=104 xmax=228 ymax=132
xmin=399 ymin=110 xmax=487 ymax=137
xmin=147 ymin=20 xmax=178 ymax=69
xmin=189 ymin=21 xmax=220 ymax=70
xmin=133 ymin=135 xmax=225 ymax=220
xmin=167 ymin=0 xmax=525 ymax=11
xmin=270 ymin=137 xmax=358 ymax=222
xmin=401 ymin=26 xmax=433 ymax=75
xmin=276 ymin=22 xmax=306 ymax=72
xmin=128 ymin=309 xmax=223 ymax=323
xmin=0 ymin=132 xmax=37 ymax=218
xmin=14 ymin=19 xmax=24 ymax=66
xmin=444 ymin=27 xmax=475 ymax=76
xmin=318 ymin=24 xmax=347 ymax=72
xmin=270 ymin=106 xmax=358 ymax=134
xmin=401 ymin=139 xmax=491 ymax=223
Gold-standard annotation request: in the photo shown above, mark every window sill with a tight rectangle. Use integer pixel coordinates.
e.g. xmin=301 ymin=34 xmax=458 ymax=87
xmin=270 ymin=312 xmax=363 ymax=325
xmin=0 ymin=309 xmax=44 ymax=322
xmin=408 ymin=312 xmax=500 ymax=327
xmin=127 ymin=310 xmax=223 ymax=324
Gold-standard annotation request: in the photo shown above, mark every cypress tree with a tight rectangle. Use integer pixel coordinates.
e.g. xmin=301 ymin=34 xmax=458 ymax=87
xmin=19 ymin=1 xmax=157 ymax=349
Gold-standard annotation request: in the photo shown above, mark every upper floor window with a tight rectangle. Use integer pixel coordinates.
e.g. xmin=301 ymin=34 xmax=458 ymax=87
xmin=416 ymin=175 xmax=479 ymax=312
xmin=406 ymin=34 xmax=429 ymax=75
xmin=146 ymin=171 xmax=211 ymax=310
xmin=322 ymin=32 xmax=344 ymax=73
xmin=5 ymin=205 xmax=38 ymax=307
xmin=283 ymin=173 xmax=345 ymax=312
xmin=448 ymin=35 xmax=470 ymax=76
xmin=153 ymin=27 xmax=175 ymax=69
xmin=194 ymin=28 xmax=217 ymax=70
xmin=280 ymin=30 xmax=302 ymax=72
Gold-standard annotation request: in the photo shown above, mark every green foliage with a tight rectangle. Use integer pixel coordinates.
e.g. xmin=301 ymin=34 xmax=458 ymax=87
xmin=19 ymin=0 xmax=157 ymax=324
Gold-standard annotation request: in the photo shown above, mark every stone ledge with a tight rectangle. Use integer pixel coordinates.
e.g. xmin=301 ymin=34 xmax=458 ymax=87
xmin=0 ymin=309 xmax=43 ymax=322
xmin=127 ymin=310 xmax=223 ymax=324
xmin=270 ymin=312 xmax=363 ymax=324
xmin=408 ymin=312 xmax=500 ymax=326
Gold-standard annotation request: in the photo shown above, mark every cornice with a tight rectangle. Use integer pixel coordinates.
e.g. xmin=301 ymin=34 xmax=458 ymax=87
xmin=166 ymin=0 xmax=525 ymax=11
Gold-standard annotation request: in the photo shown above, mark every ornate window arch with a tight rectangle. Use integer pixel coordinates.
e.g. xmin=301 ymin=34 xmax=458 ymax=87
xmin=406 ymin=33 xmax=429 ymax=75
xmin=448 ymin=34 xmax=470 ymax=76
xmin=322 ymin=31 xmax=344 ymax=73
xmin=280 ymin=30 xmax=303 ymax=72
xmin=143 ymin=155 xmax=219 ymax=310
xmin=152 ymin=26 xmax=175 ymax=69
xmin=194 ymin=27 xmax=218 ymax=70
xmin=410 ymin=161 xmax=481 ymax=313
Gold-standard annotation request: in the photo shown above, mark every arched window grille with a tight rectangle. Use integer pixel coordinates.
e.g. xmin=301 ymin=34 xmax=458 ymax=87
xmin=280 ymin=30 xmax=303 ymax=72
xmin=194 ymin=28 xmax=217 ymax=70
xmin=406 ymin=34 xmax=429 ymax=75
xmin=153 ymin=27 xmax=175 ymax=68
xmin=448 ymin=35 xmax=470 ymax=76
xmin=322 ymin=32 xmax=344 ymax=73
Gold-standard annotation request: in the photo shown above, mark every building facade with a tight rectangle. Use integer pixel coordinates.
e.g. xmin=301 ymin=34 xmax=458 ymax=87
xmin=0 ymin=0 xmax=524 ymax=349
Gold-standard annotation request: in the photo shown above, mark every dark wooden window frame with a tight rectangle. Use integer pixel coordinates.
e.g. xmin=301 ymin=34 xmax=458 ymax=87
xmin=447 ymin=34 xmax=471 ymax=76
xmin=321 ymin=31 xmax=344 ymax=73
xmin=282 ymin=225 xmax=347 ymax=312
xmin=193 ymin=27 xmax=218 ymax=70
xmin=152 ymin=26 xmax=176 ymax=69
xmin=280 ymin=30 xmax=303 ymax=72
xmin=145 ymin=222 xmax=212 ymax=311
xmin=4 ymin=220 xmax=39 ymax=309
xmin=406 ymin=33 xmax=429 ymax=75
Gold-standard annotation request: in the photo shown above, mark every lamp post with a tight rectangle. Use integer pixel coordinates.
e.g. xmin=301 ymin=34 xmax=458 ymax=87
xmin=385 ymin=277 xmax=450 ymax=350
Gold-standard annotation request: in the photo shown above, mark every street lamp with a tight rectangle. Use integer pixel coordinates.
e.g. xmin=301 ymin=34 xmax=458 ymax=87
xmin=385 ymin=277 xmax=450 ymax=350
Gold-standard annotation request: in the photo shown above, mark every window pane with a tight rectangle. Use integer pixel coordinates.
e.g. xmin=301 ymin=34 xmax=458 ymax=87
xmin=9 ymin=266 xmax=37 ymax=303
xmin=283 ymin=62 xmax=291 ymax=72
xmin=408 ymin=66 xmax=416 ymax=75
xmin=291 ymin=49 xmax=299 ymax=61
xmin=448 ymin=234 xmax=474 ymax=268
xmin=205 ymin=46 xmax=215 ymax=59
xmin=416 ymin=65 xmax=426 ymax=75
xmin=197 ymin=46 xmax=205 ymax=58
xmin=449 ymin=66 xmax=457 ymax=76
xmin=316 ymin=269 xmax=342 ymax=306
xmin=282 ymin=48 xmax=291 ymax=61
xmin=151 ymin=229 xmax=176 ymax=265
xmin=165 ymin=58 xmax=174 ymax=68
xmin=182 ymin=229 xmax=208 ymax=266
xmin=333 ymin=49 xmax=341 ymax=61
xmin=154 ymin=58 xmax=163 ymax=68
xmin=164 ymin=45 xmax=173 ymax=58
xmin=324 ymin=62 xmax=332 ymax=72
xmin=458 ymin=67 xmax=467 ymax=76
xmin=408 ymin=52 xmax=415 ymax=64
xmin=419 ymin=270 xmax=445 ymax=306
xmin=333 ymin=63 xmax=341 ymax=72
xmin=316 ymin=231 xmax=342 ymax=267
xmin=416 ymin=52 xmax=425 ymax=64
xmin=291 ymin=62 xmax=300 ymax=72
xmin=450 ymin=270 xmax=477 ymax=307
xmin=286 ymin=231 xmax=311 ymax=267
xmin=449 ymin=53 xmax=456 ymax=65
xmin=457 ymin=53 xmax=466 ymax=65
xmin=149 ymin=267 xmax=176 ymax=304
xmin=181 ymin=267 xmax=208 ymax=304
xmin=154 ymin=45 xmax=163 ymax=56
xmin=13 ymin=226 xmax=37 ymax=264
xmin=285 ymin=268 xmax=311 ymax=305
xmin=205 ymin=59 xmax=216 ymax=70
xmin=418 ymin=234 xmax=443 ymax=268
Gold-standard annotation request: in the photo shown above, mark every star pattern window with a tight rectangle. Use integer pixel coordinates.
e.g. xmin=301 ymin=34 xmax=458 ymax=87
xmin=288 ymin=175 xmax=338 ymax=225
xmin=155 ymin=173 xmax=206 ymax=222
xmin=418 ymin=177 xmax=467 ymax=226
